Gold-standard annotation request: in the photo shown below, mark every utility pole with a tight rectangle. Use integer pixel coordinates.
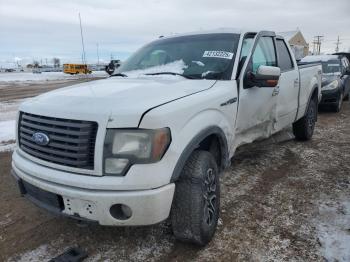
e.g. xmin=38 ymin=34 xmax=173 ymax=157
xmin=312 ymin=39 xmax=317 ymax=55
xmin=96 ymin=43 xmax=100 ymax=65
xmin=335 ymin=36 xmax=342 ymax=53
xmin=78 ymin=13 xmax=86 ymax=65
xmin=313 ymin=35 xmax=324 ymax=55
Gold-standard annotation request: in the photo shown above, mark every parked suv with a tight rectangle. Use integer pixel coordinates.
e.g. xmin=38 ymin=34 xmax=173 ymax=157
xmin=301 ymin=54 xmax=350 ymax=112
xmin=12 ymin=29 xmax=322 ymax=245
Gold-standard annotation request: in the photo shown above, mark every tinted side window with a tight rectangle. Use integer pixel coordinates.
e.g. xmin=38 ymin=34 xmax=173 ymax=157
xmin=276 ymin=39 xmax=294 ymax=71
xmin=251 ymin=37 xmax=277 ymax=73
xmin=342 ymin=57 xmax=349 ymax=69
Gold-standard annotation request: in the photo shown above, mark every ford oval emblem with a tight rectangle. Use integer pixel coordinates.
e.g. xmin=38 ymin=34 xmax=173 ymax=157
xmin=31 ymin=132 xmax=50 ymax=146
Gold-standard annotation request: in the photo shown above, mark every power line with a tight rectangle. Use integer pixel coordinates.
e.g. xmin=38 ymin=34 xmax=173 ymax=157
xmin=96 ymin=43 xmax=100 ymax=65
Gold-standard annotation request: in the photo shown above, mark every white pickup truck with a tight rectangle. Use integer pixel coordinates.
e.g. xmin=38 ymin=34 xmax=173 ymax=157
xmin=12 ymin=29 xmax=322 ymax=245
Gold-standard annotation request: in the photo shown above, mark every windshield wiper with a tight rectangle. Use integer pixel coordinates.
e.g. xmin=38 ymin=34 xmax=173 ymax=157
xmin=110 ymin=73 xmax=128 ymax=77
xmin=144 ymin=72 xmax=196 ymax=79
xmin=200 ymin=71 xmax=224 ymax=80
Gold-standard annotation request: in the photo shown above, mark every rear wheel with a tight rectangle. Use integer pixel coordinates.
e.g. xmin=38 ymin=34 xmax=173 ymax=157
xmin=171 ymin=150 xmax=220 ymax=246
xmin=293 ymin=98 xmax=317 ymax=141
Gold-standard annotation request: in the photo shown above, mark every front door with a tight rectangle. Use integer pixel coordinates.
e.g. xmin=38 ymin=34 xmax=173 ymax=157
xmin=235 ymin=33 xmax=279 ymax=147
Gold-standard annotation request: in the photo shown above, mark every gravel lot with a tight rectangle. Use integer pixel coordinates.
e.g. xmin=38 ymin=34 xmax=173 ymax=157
xmin=0 ymin=80 xmax=349 ymax=261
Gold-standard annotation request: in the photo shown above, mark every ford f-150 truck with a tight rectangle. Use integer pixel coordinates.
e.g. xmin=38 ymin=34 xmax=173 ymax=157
xmin=12 ymin=29 xmax=322 ymax=246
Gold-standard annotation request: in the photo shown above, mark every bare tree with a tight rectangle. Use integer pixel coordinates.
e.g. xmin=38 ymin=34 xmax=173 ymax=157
xmin=52 ymin=57 xmax=61 ymax=68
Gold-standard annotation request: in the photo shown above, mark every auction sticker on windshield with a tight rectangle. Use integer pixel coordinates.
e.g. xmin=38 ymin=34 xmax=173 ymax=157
xmin=203 ymin=51 xmax=234 ymax=59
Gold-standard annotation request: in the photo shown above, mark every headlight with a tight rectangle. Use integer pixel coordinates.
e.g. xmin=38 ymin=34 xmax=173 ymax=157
xmin=103 ymin=128 xmax=171 ymax=175
xmin=322 ymin=80 xmax=338 ymax=91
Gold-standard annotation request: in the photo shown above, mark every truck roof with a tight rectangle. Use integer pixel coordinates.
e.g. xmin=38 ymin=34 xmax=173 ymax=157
xmin=160 ymin=28 xmax=262 ymax=39
xmin=301 ymin=55 xmax=340 ymax=63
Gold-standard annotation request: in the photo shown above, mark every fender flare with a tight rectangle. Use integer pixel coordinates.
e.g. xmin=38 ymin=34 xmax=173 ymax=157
xmin=303 ymin=84 xmax=319 ymax=117
xmin=170 ymin=126 xmax=229 ymax=183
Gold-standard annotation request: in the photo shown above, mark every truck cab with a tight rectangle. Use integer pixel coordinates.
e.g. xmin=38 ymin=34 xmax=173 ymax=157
xmin=12 ymin=29 xmax=321 ymax=246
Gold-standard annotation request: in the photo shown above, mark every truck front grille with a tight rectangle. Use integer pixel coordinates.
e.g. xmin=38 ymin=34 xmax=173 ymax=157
xmin=18 ymin=112 xmax=98 ymax=170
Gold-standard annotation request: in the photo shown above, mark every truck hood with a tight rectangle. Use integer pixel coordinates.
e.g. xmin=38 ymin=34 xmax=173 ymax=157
xmin=20 ymin=77 xmax=216 ymax=127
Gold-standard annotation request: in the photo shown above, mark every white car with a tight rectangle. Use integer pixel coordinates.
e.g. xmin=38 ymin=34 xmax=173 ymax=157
xmin=12 ymin=29 xmax=322 ymax=245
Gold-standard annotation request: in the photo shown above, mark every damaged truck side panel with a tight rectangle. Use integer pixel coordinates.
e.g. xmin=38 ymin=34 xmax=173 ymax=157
xmin=12 ymin=29 xmax=322 ymax=246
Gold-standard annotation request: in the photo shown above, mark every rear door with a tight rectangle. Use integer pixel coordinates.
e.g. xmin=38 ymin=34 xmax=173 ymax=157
xmin=275 ymin=38 xmax=300 ymax=129
xmin=235 ymin=32 xmax=279 ymax=145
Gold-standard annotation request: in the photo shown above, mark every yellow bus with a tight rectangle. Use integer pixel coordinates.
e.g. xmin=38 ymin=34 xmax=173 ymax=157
xmin=63 ymin=64 xmax=92 ymax=75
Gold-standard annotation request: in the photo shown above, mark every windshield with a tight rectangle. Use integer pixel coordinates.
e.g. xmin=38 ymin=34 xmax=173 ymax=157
xmin=322 ymin=60 xmax=341 ymax=74
xmin=115 ymin=33 xmax=240 ymax=80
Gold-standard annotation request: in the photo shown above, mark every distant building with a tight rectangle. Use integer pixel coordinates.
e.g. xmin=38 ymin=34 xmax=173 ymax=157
xmin=278 ymin=30 xmax=309 ymax=60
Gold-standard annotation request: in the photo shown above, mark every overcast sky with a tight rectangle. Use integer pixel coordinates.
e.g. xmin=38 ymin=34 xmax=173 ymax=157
xmin=1 ymin=0 xmax=349 ymax=66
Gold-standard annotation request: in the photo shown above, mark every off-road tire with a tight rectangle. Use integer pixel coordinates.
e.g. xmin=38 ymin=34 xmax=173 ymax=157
xmin=333 ymin=93 xmax=343 ymax=112
xmin=171 ymin=150 xmax=220 ymax=246
xmin=293 ymin=98 xmax=317 ymax=141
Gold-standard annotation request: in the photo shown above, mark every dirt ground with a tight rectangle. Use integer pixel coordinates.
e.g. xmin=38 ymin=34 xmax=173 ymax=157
xmin=0 ymin=78 xmax=103 ymax=102
xmin=0 ymin=84 xmax=350 ymax=261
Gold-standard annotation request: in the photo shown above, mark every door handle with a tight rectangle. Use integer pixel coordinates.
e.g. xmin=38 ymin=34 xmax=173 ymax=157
xmin=272 ymin=86 xmax=280 ymax=96
xmin=294 ymin=79 xmax=299 ymax=87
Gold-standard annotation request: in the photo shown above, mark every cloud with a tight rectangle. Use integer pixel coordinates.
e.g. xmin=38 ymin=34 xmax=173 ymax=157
xmin=1 ymin=0 xmax=349 ymax=65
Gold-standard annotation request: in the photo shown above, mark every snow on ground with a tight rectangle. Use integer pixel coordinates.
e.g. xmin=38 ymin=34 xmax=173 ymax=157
xmin=8 ymin=244 xmax=51 ymax=262
xmin=0 ymin=71 xmax=107 ymax=83
xmin=0 ymin=100 xmax=19 ymax=151
xmin=315 ymin=197 xmax=350 ymax=262
xmin=7 ymin=240 xmax=67 ymax=262
xmin=0 ymin=100 xmax=21 ymax=122
xmin=9 ymin=233 xmax=173 ymax=262
xmin=0 ymin=120 xmax=15 ymax=142
xmin=0 ymin=120 xmax=16 ymax=152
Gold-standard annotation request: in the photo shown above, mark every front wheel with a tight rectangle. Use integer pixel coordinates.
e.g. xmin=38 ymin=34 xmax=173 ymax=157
xmin=171 ymin=150 xmax=220 ymax=246
xmin=293 ymin=98 xmax=317 ymax=141
xmin=333 ymin=93 xmax=343 ymax=112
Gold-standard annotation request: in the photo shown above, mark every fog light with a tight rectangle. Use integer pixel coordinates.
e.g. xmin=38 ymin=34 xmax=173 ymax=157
xmin=105 ymin=158 xmax=129 ymax=174
xmin=110 ymin=204 xmax=132 ymax=220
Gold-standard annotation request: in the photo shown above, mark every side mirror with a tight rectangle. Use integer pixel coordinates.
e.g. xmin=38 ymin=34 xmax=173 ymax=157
xmin=245 ymin=65 xmax=281 ymax=88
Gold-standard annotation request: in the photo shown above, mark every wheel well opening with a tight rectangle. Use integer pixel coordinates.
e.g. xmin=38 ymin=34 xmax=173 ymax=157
xmin=197 ymin=134 xmax=222 ymax=170
xmin=312 ymin=87 xmax=319 ymax=102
